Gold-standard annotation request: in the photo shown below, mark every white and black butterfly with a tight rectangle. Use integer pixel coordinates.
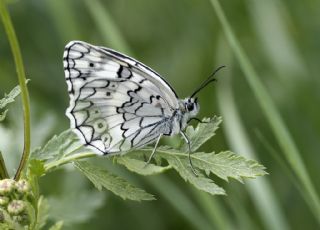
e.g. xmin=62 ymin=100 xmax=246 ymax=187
xmin=63 ymin=40 xmax=224 ymax=174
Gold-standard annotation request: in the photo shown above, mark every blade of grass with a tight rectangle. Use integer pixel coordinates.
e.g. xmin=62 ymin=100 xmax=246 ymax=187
xmin=215 ymin=37 xmax=289 ymax=230
xmin=191 ymin=188 xmax=235 ymax=230
xmin=83 ymin=0 xmax=133 ymax=54
xmin=209 ymin=0 xmax=320 ymax=224
xmin=217 ymin=35 xmax=289 ymax=230
xmin=146 ymin=175 xmax=213 ymax=230
xmin=255 ymin=130 xmax=301 ymax=193
xmin=246 ymin=0 xmax=306 ymax=79
xmin=226 ymin=185 xmax=260 ymax=230
xmin=216 ymin=61 xmax=290 ymax=230
xmin=0 ymin=0 xmax=31 ymax=180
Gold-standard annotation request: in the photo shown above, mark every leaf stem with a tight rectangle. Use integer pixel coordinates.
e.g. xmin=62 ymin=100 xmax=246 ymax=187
xmin=44 ymin=152 xmax=96 ymax=172
xmin=0 ymin=0 xmax=31 ymax=180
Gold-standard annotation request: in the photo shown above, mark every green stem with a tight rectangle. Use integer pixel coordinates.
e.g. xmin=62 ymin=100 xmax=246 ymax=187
xmin=0 ymin=151 xmax=9 ymax=179
xmin=0 ymin=0 xmax=31 ymax=180
xmin=44 ymin=152 xmax=96 ymax=172
xmin=209 ymin=0 xmax=320 ymax=223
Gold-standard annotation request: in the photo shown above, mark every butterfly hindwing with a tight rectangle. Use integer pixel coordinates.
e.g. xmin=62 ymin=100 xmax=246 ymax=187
xmin=63 ymin=41 xmax=178 ymax=154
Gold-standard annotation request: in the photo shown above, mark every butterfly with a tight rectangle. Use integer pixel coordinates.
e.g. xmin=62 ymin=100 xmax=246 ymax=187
xmin=63 ymin=40 xmax=224 ymax=174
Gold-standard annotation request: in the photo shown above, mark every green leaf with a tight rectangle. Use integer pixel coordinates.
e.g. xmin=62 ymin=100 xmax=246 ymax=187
xmin=0 ymin=81 xmax=28 ymax=122
xmin=48 ymin=190 xmax=104 ymax=225
xmin=182 ymin=116 xmax=222 ymax=152
xmin=34 ymin=196 xmax=49 ymax=230
xmin=162 ymin=153 xmax=226 ymax=195
xmin=31 ymin=129 xmax=96 ymax=173
xmin=28 ymin=159 xmax=45 ymax=177
xmin=0 ymin=84 xmax=22 ymax=108
xmin=48 ymin=221 xmax=63 ymax=230
xmin=116 ymin=155 xmax=171 ymax=176
xmin=191 ymin=151 xmax=267 ymax=183
xmin=0 ymin=84 xmax=21 ymax=109
xmin=31 ymin=129 xmax=86 ymax=162
xmin=0 ymin=109 xmax=8 ymax=122
xmin=32 ymin=115 xmax=266 ymax=198
xmin=74 ymin=161 xmax=155 ymax=201
xmin=152 ymin=147 xmax=266 ymax=195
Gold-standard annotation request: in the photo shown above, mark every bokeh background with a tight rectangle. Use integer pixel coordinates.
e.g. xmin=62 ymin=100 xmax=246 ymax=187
xmin=1 ymin=0 xmax=320 ymax=229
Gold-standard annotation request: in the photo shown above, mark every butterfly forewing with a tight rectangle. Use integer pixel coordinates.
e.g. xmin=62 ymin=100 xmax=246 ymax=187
xmin=64 ymin=41 xmax=179 ymax=155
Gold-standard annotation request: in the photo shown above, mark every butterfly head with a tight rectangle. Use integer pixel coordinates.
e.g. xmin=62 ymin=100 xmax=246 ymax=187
xmin=182 ymin=97 xmax=200 ymax=117
xmin=179 ymin=66 xmax=225 ymax=125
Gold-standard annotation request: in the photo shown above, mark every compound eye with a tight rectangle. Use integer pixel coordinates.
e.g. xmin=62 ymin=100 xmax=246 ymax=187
xmin=187 ymin=103 xmax=194 ymax=111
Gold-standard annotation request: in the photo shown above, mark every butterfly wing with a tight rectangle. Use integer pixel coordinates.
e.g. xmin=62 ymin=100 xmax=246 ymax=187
xmin=63 ymin=41 xmax=179 ymax=155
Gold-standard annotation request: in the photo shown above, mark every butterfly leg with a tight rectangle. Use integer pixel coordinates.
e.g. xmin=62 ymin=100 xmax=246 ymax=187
xmin=187 ymin=117 xmax=208 ymax=124
xmin=145 ymin=134 xmax=163 ymax=166
xmin=180 ymin=131 xmax=198 ymax=176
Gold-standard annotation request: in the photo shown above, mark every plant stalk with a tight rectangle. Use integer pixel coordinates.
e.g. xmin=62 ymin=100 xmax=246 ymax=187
xmin=0 ymin=152 xmax=9 ymax=179
xmin=0 ymin=0 xmax=31 ymax=180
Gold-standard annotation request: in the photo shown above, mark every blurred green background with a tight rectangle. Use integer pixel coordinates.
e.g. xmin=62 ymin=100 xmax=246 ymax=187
xmin=1 ymin=0 xmax=320 ymax=229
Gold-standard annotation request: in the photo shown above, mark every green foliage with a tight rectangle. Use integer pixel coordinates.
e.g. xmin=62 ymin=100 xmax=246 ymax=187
xmin=28 ymin=159 xmax=45 ymax=177
xmin=74 ymin=161 xmax=155 ymax=201
xmin=191 ymin=151 xmax=266 ymax=182
xmin=182 ymin=116 xmax=222 ymax=152
xmin=31 ymin=130 xmax=84 ymax=162
xmin=34 ymin=196 xmax=49 ymax=230
xmin=27 ymin=116 xmax=266 ymax=201
xmin=27 ymin=195 xmax=65 ymax=230
xmin=117 ymin=118 xmax=266 ymax=195
xmin=0 ymin=83 xmax=22 ymax=122
xmin=164 ymin=153 xmax=226 ymax=195
xmin=31 ymin=116 xmax=265 ymax=200
xmin=0 ymin=110 xmax=8 ymax=122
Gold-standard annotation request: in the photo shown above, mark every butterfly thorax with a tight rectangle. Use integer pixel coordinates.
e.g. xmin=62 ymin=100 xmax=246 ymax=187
xmin=169 ymin=97 xmax=199 ymax=135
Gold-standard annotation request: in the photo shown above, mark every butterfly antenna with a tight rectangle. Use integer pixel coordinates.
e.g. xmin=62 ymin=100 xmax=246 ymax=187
xmin=190 ymin=65 xmax=226 ymax=98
